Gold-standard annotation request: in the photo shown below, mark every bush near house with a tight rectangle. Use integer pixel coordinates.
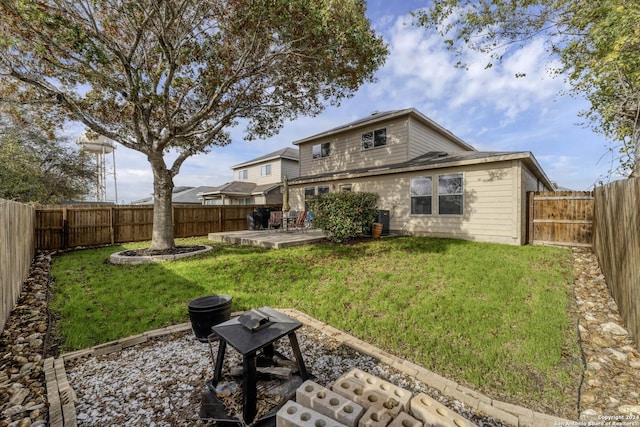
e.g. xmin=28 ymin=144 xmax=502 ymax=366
xmin=309 ymin=191 xmax=379 ymax=243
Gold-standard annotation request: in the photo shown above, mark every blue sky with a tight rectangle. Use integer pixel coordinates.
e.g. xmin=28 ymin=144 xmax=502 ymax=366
xmin=93 ymin=1 xmax=615 ymax=203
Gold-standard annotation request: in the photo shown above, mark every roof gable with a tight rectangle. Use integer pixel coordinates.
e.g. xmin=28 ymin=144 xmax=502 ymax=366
xmin=292 ymin=108 xmax=475 ymax=152
xmin=232 ymin=147 xmax=299 ymax=169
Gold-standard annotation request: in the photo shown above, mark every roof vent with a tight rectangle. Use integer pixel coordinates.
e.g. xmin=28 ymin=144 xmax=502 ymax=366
xmin=370 ymin=110 xmax=380 ymax=115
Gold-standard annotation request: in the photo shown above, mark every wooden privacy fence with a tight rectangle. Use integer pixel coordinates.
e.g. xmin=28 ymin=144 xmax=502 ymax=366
xmin=592 ymin=179 xmax=640 ymax=350
xmin=35 ymin=204 xmax=279 ymax=250
xmin=527 ymin=191 xmax=594 ymax=247
xmin=0 ymin=199 xmax=35 ymax=333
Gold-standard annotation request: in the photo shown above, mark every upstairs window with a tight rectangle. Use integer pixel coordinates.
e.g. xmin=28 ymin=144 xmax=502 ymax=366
xmin=438 ymin=173 xmax=463 ymax=215
xmin=312 ymin=142 xmax=331 ymax=159
xmin=410 ymin=176 xmax=432 ymax=215
xmin=362 ymin=128 xmax=387 ymax=149
xmin=260 ymin=164 xmax=272 ymax=176
xmin=237 ymin=169 xmax=248 ymax=180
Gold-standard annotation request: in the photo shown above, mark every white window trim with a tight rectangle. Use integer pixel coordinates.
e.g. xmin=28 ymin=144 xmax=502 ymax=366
xmin=437 ymin=173 xmax=464 ymax=216
xmin=410 ymin=176 xmax=433 ymax=215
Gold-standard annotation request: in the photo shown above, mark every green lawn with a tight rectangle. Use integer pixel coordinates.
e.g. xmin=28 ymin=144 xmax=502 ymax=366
xmin=50 ymin=236 xmax=582 ymax=418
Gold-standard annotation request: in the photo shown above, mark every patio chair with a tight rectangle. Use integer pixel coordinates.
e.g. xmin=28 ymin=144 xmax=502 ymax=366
xmin=288 ymin=210 xmax=308 ymax=232
xmin=268 ymin=211 xmax=283 ymax=232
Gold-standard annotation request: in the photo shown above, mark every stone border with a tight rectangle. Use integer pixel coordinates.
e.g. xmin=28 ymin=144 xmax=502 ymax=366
xmin=108 ymin=245 xmax=213 ymax=264
xmin=45 ymin=310 xmax=573 ymax=427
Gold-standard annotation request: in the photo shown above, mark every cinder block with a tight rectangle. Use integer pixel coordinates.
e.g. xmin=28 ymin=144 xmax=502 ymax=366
xmin=296 ymin=380 xmax=365 ymax=427
xmin=335 ymin=369 xmax=412 ymax=412
xmin=331 ymin=378 xmax=403 ymax=417
xmin=387 ymin=412 xmax=421 ymax=427
xmin=410 ymin=393 xmax=477 ymax=427
xmin=358 ymin=406 xmax=392 ymax=427
xmin=277 ymin=400 xmax=348 ymax=427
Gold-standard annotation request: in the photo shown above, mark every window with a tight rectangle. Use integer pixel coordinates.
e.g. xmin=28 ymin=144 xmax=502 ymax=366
xmin=237 ymin=169 xmax=248 ymax=180
xmin=410 ymin=176 xmax=432 ymax=215
xmin=362 ymin=128 xmax=387 ymax=149
xmin=317 ymin=186 xmax=330 ymax=195
xmin=260 ymin=164 xmax=272 ymax=176
xmin=438 ymin=173 xmax=463 ymax=215
xmin=312 ymin=142 xmax=331 ymax=159
xmin=340 ymin=184 xmax=352 ymax=192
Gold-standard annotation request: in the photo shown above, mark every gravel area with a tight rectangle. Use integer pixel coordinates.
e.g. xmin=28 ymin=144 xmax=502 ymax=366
xmin=65 ymin=325 xmax=507 ymax=427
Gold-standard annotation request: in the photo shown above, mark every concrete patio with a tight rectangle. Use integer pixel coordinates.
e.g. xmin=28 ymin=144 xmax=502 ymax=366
xmin=208 ymin=228 xmax=327 ymax=249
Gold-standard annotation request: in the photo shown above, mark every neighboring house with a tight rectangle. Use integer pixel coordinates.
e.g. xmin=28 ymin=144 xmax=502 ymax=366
xmin=288 ymin=108 xmax=554 ymax=245
xmin=198 ymin=148 xmax=299 ymax=205
xmin=132 ymin=186 xmax=217 ymax=205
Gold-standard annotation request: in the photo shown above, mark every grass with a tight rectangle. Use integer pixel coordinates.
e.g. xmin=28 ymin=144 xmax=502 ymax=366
xmin=49 ymin=236 xmax=582 ymax=418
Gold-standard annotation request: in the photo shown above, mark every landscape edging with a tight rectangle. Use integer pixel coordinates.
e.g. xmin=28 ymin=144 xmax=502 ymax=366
xmin=45 ymin=309 xmax=574 ymax=427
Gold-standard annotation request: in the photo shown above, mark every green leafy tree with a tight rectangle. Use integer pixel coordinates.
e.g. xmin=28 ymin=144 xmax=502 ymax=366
xmin=414 ymin=0 xmax=640 ymax=179
xmin=0 ymin=118 xmax=96 ymax=204
xmin=0 ymin=0 xmax=388 ymax=250
xmin=309 ymin=191 xmax=379 ymax=243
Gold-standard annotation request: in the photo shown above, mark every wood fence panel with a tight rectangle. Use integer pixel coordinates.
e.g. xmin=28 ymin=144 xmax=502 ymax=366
xmin=173 ymin=205 xmax=222 ymax=238
xmin=35 ymin=208 xmax=65 ymax=250
xmin=593 ymin=178 xmax=640 ymax=350
xmin=34 ymin=204 xmax=279 ymax=249
xmin=114 ymin=206 xmax=153 ymax=243
xmin=1 ymin=199 xmax=35 ymax=333
xmin=221 ymin=206 xmax=254 ymax=232
xmin=66 ymin=207 xmax=113 ymax=247
xmin=528 ymin=191 xmax=594 ymax=246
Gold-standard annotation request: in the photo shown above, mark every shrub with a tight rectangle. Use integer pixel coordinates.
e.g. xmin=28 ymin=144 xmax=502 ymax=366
xmin=308 ymin=191 xmax=379 ymax=243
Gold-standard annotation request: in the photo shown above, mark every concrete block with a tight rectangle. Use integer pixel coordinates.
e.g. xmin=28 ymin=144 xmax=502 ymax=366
xmin=119 ymin=333 xmax=148 ymax=348
xmin=62 ymin=402 xmax=77 ymax=426
xmin=387 ymin=412 xmax=422 ymax=427
xmin=296 ymin=380 xmax=365 ymax=427
xmin=61 ymin=349 xmax=94 ymax=362
xmin=410 ymin=393 xmax=477 ymax=427
xmin=443 ymin=385 xmax=482 ymax=411
xmin=93 ymin=342 xmax=122 ymax=357
xmin=358 ymin=406 xmax=392 ymax=427
xmin=334 ymin=369 xmax=412 ymax=412
xmin=490 ymin=399 xmax=533 ymax=418
xmin=477 ymin=401 xmax=518 ymax=427
xmin=277 ymin=400 xmax=347 ymax=427
xmin=331 ymin=378 xmax=402 ymax=417
xmin=414 ymin=370 xmax=458 ymax=394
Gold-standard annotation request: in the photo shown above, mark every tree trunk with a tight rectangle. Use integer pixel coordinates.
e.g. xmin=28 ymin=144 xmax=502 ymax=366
xmin=632 ymin=131 xmax=640 ymax=178
xmin=149 ymin=158 xmax=175 ymax=250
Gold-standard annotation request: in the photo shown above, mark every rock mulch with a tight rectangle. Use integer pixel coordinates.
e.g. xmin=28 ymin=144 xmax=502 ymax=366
xmin=1 ymin=247 xmax=639 ymax=427
xmin=0 ymin=253 xmax=51 ymax=427
xmin=572 ymin=248 xmax=640 ymax=420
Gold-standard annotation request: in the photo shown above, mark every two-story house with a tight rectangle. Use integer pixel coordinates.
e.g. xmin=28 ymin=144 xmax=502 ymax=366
xmin=287 ymin=108 xmax=553 ymax=245
xmin=198 ymin=147 xmax=299 ymax=205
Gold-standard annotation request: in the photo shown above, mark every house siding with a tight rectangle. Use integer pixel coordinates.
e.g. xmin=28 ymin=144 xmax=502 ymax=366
xmin=280 ymin=159 xmax=300 ymax=181
xmin=290 ymin=161 xmax=529 ymax=245
xmin=407 ymin=116 xmax=472 ymax=158
xmin=299 ymin=118 xmax=410 ymax=176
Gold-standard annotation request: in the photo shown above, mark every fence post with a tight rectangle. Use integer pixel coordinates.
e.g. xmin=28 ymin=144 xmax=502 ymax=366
xmin=527 ymin=192 xmax=535 ymax=244
xmin=109 ymin=207 xmax=115 ymax=245
xmin=62 ymin=207 xmax=68 ymax=249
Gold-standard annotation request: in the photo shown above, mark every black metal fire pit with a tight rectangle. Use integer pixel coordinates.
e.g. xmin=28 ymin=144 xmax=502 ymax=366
xmin=201 ymin=307 xmax=311 ymax=426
